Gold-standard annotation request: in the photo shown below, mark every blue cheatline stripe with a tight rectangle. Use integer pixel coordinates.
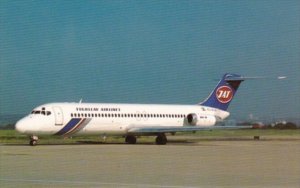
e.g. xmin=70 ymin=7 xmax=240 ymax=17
xmin=65 ymin=118 xmax=91 ymax=136
xmin=54 ymin=118 xmax=82 ymax=136
xmin=64 ymin=118 xmax=86 ymax=136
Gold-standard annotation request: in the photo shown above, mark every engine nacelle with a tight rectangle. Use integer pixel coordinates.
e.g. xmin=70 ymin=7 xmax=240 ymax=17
xmin=186 ymin=113 xmax=198 ymax=125
xmin=186 ymin=113 xmax=216 ymax=126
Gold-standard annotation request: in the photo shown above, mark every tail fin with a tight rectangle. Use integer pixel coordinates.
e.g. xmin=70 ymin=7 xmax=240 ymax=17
xmin=200 ymin=73 xmax=244 ymax=111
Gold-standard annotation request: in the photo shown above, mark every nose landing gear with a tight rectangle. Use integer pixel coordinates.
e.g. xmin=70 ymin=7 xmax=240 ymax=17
xmin=29 ymin=135 xmax=39 ymax=146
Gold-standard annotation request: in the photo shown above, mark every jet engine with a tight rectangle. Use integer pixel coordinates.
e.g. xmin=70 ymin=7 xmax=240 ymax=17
xmin=186 ymin=113 xmax=216 ymax=126
xmin=187 ymin=113 xmax=198 ymax=125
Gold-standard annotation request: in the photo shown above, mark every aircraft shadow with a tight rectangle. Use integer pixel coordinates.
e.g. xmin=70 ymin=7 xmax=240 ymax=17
xmin=2 ymin=140 xmax=199 ymax=146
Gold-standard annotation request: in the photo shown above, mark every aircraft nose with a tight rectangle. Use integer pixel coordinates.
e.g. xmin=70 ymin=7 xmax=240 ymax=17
xmin=15 ymin=119 xmax=26 ymax=133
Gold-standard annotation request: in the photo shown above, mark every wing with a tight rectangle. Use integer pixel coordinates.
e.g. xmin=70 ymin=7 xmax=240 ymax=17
xmin=127 ymin=125 xmax=252 ymax=134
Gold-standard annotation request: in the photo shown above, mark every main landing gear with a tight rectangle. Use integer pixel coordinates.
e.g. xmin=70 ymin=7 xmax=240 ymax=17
xmin=125 ymin=135 xmax=137 ymax=144
xmin=29 ymin=135 xmax=38 ymax=146
xmin=125 ymin=134 xmax=168 ymax=145
xmin=155 ymin=133 xmax=167 ymax=145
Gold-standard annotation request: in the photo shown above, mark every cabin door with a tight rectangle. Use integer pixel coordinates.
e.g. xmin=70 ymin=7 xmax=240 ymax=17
xmin=53 ymin=106 xmax=64 ymax=125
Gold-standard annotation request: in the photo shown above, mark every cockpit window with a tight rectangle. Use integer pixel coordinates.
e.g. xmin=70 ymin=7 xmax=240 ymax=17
xmin=31 ymin=110 xmax=51 ymax=116
xmin=34 ymin=111 xmax=41 ymax=114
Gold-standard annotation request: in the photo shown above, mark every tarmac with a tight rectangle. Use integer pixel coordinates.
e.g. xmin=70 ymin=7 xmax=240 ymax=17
xmin=0 ymin=140 xmax=300 ymax=188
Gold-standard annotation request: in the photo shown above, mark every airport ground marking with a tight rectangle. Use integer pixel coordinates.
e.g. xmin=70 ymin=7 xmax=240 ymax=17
xmin=0 ymin=178 xmax=199 ymax=188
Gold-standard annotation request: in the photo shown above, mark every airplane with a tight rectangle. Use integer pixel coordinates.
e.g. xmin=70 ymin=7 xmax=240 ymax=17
xmin=15 ymin=73 xmax=251 ymax=146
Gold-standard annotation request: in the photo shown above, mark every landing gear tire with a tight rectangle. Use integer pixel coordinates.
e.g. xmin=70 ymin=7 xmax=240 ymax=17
xmin=29 ymin=136 xmax=38 ymax=146
xmin=29 ymin=140 xmax=37 ymax=146
xmin=125 ymin=135 xmax=137 ymax=144
xmin=155 ymin=134 xmax=167 ymax=145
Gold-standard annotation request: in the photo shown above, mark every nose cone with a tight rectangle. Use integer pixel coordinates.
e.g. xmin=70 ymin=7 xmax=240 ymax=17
xmin=15 ymin=118 xmax=26 ymax=133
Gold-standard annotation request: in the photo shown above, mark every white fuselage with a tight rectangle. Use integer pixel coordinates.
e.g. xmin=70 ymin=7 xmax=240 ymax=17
xmin=16 ymin=102 xmax=230 ymax=137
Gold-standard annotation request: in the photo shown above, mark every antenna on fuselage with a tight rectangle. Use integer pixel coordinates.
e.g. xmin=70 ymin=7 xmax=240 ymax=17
xmin=79 ymin=99 xmax=83 ymax=103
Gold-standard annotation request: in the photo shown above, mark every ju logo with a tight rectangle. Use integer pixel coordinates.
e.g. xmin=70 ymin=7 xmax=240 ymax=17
xmin=216 ymin=86 xmax=233 ymax=103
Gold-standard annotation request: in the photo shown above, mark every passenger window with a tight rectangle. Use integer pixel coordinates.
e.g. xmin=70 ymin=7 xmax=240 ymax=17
xmin=71 ymin=113 xmax=73 ymax=117
xmin=46 ymin=111 xmax=51 ymax=115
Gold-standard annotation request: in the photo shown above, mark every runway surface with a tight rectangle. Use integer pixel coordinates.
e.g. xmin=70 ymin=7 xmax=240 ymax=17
xmin=1 ymin=141 xmax=300 ymax=188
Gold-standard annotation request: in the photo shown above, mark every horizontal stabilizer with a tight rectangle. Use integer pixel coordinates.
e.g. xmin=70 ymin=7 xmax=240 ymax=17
xmin=225 ymin=76 xmax=287 ymax=81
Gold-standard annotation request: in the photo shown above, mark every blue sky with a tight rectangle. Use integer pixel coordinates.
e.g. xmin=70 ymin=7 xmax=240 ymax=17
xmin=0 ymin=1 xmax=299 ymax=121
